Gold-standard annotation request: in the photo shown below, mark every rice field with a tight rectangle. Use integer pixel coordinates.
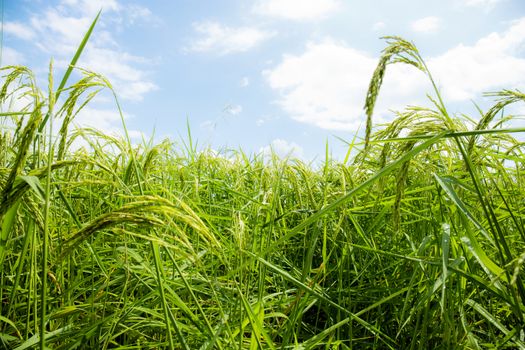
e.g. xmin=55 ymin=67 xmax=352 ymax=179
xmin=1 ymin=15 xmax=525 ymax=350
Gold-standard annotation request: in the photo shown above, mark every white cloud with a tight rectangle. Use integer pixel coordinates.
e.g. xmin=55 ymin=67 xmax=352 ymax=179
xmin=20 ymin=1 xmax=157 ymax=102
xmin=224 ymin=104 xmax=243 ymax=115
xmin=69 ymin=106 xmax=141 ymax=143
xmin=428 ymin=17 xmax=525 ymax=100
xmin=125 ymin=4 xmax=158 ymax=25
xmin=73 ymin=106 xmax=124 ymax=131
xmin=240 ymin=77 xmax=250 ymax=87
xmin=2 ymin=47 xmax=26 ymax=65
xmin=255 ymin=114 xmax=278 ymax=126
xmin=372 ymin=21 xmax=386 ymax=31
xmin=230 ymin=105 xmax=243 ymax=115
xmin=30 ymin=9 xmax=92 ymax=54
xmin=66 ymin=105 xmax=143 ymax=151
xmin=76 ymin=47 xmax=158 ymax=100
xmin=71 ymin=105 xmax=142 ymax=139
xmin=461 ymin=0 xmax=503 ymax=9
xmin=80 ymin=49 xmax=145 ymax=80
xmin=263 ymin=18 xmax=525 ymax=131
xmin=188 ymin=21 xmax=275 ymax=55
xmin=4 ymin=22 xmax=36 ymax=40
xmin=3 ymin=0 xmax=160 ymax=138
xmin=411 ymin=16 xmax=441 ymax=33
xmin=260 ymin=139 xmax=304 ymax=158
xmin=254 ymin=0 xmax=341 ymax=21
xmin=119 ymin=81 xmax=158 ymax=101
xmin=200 ymin=120 xmax=216 ymax=131
xmin=263 ymin=38 xmax=424 ymax=130
xmin=59 ymin=0 xmax=120 ymax=16
xmin=0 ymin=83 xmax=34 ymax=114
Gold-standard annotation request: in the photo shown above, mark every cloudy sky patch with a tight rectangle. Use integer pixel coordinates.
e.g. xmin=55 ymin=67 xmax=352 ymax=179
xmin=3 ymin=0 xmax=524 ymax=160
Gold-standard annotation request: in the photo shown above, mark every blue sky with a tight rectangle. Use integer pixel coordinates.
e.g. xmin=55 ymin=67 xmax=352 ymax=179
xmin=3 ymin=0 xmax=525 ymax=161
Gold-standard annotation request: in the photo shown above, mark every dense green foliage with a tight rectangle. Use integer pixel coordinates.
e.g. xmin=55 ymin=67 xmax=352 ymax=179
xmin=1 ymin=16 xmax=524 ymax=350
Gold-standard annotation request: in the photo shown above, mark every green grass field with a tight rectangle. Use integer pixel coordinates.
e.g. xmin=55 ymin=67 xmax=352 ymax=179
xmin=1 ymin=15 xmax=524 ymax=349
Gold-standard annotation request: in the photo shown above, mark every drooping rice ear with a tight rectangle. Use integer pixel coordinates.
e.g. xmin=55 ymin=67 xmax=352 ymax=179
xmin=363 ymin=36 xmax=426 ymax=153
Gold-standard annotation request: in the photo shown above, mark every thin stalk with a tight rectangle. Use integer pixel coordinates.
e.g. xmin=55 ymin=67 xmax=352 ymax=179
xmin=40 ymin=60 xmax=55 ymax=350
xmin=38 ymin=10 xmax=100 ymax=133
xmin=112 ymin=88 xmax=175 ymax=349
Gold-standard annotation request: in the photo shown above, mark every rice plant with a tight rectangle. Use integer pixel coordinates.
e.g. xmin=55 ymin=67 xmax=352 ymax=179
xmin=1 ymin=15 xmax=524 ymax=350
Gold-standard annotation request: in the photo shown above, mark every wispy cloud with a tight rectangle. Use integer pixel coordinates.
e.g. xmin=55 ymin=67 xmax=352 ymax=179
xmin=372 ymin=21 xmax=386 ymax=31
xmin=74 ymin=47 xmax=158 ymax=101
xmin=70 ymin=105 xmax=144 ymax=147
xmin=240 ymin=77 xmax=250 ymax=87
xmin=260 ymin=139 xmax=304 ymax=158
xmin=255 ymin=114 xmax=279 ymax=127
xmin=1 ymin=47 xmax=26 ymax=65
xmin=3 ymin=0 xmax=158 ymax=139
xmin=16 ymin=0 xmax=158 ymax=102
xmin=200 ymin=120 xmax=216 ymax=132
xmin=125 ymin=4 xmax=159 ymax=25
xmin=30 ymin=9 xmax=92 ymax=54
xmin=73 ymin=106 xmax=127 ymax=132
xmin=3 ymin=22 xmax=36 ymax=40
xmin=263 ymin=17 xmax=525 ymax=130
xmin=224 ymin=104 xmax=243 ymax=115
xmin=411 ymin=16 xmax=441 ymax=33
xmin=59 ymin=0 xmax=120 ymax=16
xmin=188 ymin=21 xmax=275 ymax=55
xmin=253 ymin=0 xmax=341 ymax=21
xmin=460 ymin=0 xmax=504 ymax=9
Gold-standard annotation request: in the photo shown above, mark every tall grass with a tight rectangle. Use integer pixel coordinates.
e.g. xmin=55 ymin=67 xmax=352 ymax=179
xmin=1 ymin=16 xmax=525 ymax=349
